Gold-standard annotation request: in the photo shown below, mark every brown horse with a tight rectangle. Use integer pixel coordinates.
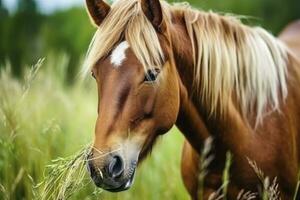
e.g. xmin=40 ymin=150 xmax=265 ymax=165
xmin=84 ymin=0 xmax=300 ymax=199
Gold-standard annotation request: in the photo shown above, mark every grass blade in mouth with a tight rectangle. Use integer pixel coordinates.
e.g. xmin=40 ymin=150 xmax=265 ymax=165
xmin=35 ymin=146 xmax=102 ymax=200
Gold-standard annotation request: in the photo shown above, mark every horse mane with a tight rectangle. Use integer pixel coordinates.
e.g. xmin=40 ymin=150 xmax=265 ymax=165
xmin=84 ymin=0 xmax=288 ymax=122
xmin=174 ymin=5 xmax=288 ymax=122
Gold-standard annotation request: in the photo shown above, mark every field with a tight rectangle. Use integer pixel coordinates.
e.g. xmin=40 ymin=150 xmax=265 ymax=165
xmin=0 ymin=57 xmax=188 ymax=200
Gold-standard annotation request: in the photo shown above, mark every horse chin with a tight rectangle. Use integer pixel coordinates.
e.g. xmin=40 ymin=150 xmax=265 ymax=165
xmin=105 ymin=170 xmax=136 ymax=192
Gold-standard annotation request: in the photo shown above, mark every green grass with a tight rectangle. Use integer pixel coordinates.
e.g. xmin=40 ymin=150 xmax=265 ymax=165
xmin=293 ymin=171 xmax=300 ymax=200
xmin=0 ymin=57 xmax=188 ymax=200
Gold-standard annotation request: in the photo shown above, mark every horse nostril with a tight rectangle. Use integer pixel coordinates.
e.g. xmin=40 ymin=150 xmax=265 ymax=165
xmin=108 ymin=155 xmax=124 ymax=179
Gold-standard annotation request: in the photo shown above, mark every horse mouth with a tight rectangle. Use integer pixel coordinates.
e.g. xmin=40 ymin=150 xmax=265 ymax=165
xmin=104 ymin=170 xmax=136 ymax=192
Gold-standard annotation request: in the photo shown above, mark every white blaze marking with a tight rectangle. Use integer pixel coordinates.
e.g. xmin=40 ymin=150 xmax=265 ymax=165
xmin=110 ymin=41 xmax=129 ymax=68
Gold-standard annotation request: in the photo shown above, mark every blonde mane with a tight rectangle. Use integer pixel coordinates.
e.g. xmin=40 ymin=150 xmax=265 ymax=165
xmin=176 ymin=5 xmax=288 ymax=121
xmin=84 ymin=0 xmax=288 ymax=122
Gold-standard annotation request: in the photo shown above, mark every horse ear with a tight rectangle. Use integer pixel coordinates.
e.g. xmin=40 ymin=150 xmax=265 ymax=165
xmin=141 ymin=0 xmax=165 ymax=32
xmin=86 ymin=0 xmax=111 ymax=26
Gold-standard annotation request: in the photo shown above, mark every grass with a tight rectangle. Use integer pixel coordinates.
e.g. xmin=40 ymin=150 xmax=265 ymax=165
xmin=0 ymin=57 xmax=188 ymax=200
xmin=247 ymin=158 xmax=281 ymax=200
xmin=36 ymin=147 xmax=90 ymax=200
xmin=197 ymin=137 xmax=214 ymax=199
xmin=195 ymin=143 xmax=299 ymax=200
xmin=222 ymin=152 xmax=232 ymax=200
xmin=294 ymin=171 xmax=300 ymax=200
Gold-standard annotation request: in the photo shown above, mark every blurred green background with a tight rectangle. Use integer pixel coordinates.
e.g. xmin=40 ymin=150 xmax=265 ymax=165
xmin=0 ymin=0 xmax=299 ymax=199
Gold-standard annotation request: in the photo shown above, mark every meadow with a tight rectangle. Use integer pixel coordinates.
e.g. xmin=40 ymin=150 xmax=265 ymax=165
xmin=0 ymin=57 xmax=188 ymax=200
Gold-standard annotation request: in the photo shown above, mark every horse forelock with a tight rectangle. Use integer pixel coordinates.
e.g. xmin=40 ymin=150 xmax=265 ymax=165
xmin=83 ymin=0 xmax=166 ymax=75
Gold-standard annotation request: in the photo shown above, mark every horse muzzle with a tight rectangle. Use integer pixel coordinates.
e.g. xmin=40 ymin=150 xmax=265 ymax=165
xmin=87 ymin=152 xmax=137 ymax=192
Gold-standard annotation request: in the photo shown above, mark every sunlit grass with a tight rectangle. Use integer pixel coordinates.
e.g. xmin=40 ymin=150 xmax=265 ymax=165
xmin=293 ymin=171 xmax=300 ymax=200
xmin=36 ymin=147 xmax=90 ymax=200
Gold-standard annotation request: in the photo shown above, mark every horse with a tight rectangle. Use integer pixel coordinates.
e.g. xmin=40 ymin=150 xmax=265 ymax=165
xmin=83 ymin=0 xmax=300 ymax=199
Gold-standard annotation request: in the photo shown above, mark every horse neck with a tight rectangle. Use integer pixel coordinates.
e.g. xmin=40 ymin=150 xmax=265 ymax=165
xmin=170 ymin=14 xmax=248 ymax=152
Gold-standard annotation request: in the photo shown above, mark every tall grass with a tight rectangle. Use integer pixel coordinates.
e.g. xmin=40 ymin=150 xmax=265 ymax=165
xmin=197 ymin=137 xmax=214 ymax=199
xmin=0 ymin=57 xmax=188 ymax=200
xmin=222 ymin=152 xmax=232 ymax=200
xmin=293 ymin=170 xmax=300 ymax=200
xmin=247 ymin=158 xmax=281 ymax=200
xmin=196 ymin=145 xmax=298 ymax=200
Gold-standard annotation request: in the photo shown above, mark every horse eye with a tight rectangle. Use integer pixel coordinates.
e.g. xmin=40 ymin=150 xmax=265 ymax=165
xmin=144 ymin=69 xmax=160 ymax=82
